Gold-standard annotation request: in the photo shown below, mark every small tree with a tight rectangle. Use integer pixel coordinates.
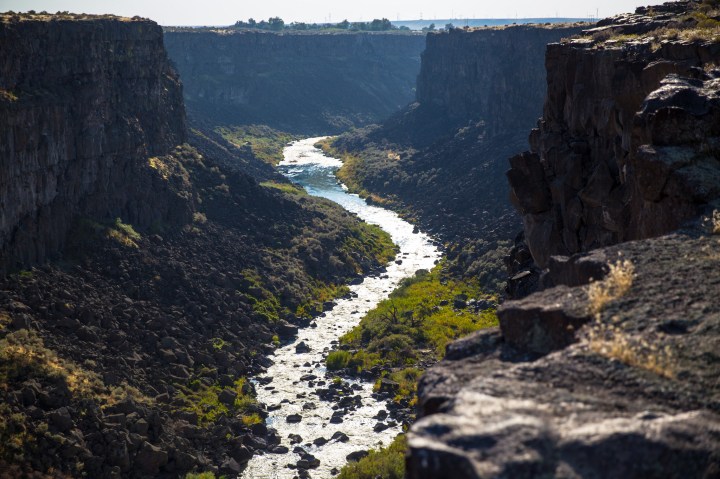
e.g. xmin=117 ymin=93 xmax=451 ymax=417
xmin=268 ymin=16 xmax=284 ymax=31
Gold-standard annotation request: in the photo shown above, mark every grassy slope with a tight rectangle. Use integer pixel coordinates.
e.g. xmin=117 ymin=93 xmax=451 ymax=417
xmin=328 ymin=264 xmax=498 ymax=402
xmin=329 ymin=266 xmax=498 ymax=479
xmin=217 ymin=125 xmax=299 ymax=165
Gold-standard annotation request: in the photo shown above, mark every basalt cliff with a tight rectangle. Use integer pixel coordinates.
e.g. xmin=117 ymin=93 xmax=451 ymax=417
xmin=0 ymin=13 xmax=396 ymax=478
xmin=0 ymin=15 xmax=187 ymax=274
xmin=163 ymin=30 xmax=426 ymax=134
xmin=409 ymin=2 xmax=720 ymax=477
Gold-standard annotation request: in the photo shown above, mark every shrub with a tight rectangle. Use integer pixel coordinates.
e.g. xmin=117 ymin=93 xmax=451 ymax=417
xmin=0 ymin=330 xmax=103 ymax=398
xmin=710 ymin=210 xmax=720 ymax=235
xmin=184 ymin=473 xmax=217 ymax=479
xmin=337 ymin=434 xmax=406 ymax=479
xmin=326 ymin=350 xmax=351 ymax=370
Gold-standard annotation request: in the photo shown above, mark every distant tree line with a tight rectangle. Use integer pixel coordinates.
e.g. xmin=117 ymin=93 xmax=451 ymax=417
xmin=232 ymin=17 xmax=410 ymax=32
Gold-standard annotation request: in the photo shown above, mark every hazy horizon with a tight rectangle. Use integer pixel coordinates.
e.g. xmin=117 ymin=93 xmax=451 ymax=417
xmin=1 ymin=0 xmax=661 ymax=26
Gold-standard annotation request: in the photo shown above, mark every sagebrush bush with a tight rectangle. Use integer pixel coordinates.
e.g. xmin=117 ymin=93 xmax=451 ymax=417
xmin=326 ymin=350 xmax=352 ymax=370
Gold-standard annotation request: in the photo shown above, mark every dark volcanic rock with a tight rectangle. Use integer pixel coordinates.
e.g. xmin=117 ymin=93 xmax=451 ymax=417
xmin=497 ymin=285 xmax=592 ymax=354
xmin=286 ymin=414 xmax=302 ymax=423
xmin=134 ymin=442 xmax=168 ymax=475
xmin=411 ymin=8 xmax=720 ymax=477
xmin=410 ymin=231 xmax=720 ymax=478
xmin=346 ymin=450 xmax=369 ymax=462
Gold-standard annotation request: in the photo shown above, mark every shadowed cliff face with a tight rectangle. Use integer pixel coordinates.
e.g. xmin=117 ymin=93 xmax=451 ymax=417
xmin=0 ymin=17 xmax=188 ymax=273
xmin=163 ymin=31 xmax=426 ymax=134
xmin=0 ymin=14 xmax=406 ymax=478
xmin=416 ymin=26 xmax=584 ymax=138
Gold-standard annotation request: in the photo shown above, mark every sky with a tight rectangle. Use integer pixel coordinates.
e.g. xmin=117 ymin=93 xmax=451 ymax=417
xmin=0 ymin=0 xmax=660 ymax=25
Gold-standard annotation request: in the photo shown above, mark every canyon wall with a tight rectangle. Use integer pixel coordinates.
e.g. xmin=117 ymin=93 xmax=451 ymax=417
xmin=508 ymin=2 xmax=720 ymax=267
xmin=0 ymin=14 xmax=407 ymax=477
xmin=416 ymin=26 xmax=584 ymax=137
xmin=163 ymin=30 xmax=426 ymax=134
xmin=0 ymin=15 xmax=189 ymax=273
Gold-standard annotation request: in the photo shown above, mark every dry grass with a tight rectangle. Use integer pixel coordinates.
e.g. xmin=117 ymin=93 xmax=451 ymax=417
xmin=0 ymin=89 xmax=18 ymax=102
xmin=0 ymin=330 xmax=102 ymax=397
xmin=192 ymin=212 xmax=208 ymax=224
xmin=585 ymin=259 xmax=674 ymax=378
xmin=587 ymin=320 xmax=675 ymax=379
xmin=587 ymin=259 xmax=635 ymax=315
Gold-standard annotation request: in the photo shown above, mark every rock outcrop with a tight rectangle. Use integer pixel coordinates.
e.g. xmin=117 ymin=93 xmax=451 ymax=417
xmin=0 ymin=14 xmax=188 ymax=274
xmin=507 ymin=0 xmax=720 ymax=267
xmin=410 ymin=3 xmax=720 ymax=477
xmin=409 ymin=231 xmax=720 ymax=479
xmin=163 ymin=30 xmax=426 ymax=134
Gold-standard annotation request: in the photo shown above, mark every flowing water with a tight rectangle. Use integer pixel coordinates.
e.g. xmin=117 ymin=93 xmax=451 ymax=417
xmin=243 ymin=138 xmax=440 ymax=478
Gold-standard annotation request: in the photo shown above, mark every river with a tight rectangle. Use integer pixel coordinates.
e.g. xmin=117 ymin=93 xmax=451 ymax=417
xmin=242 ymin=138 xmax=440 ymax=478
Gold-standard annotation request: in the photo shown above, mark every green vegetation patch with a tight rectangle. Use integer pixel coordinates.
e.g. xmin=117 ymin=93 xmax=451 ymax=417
xmin=341 ymin=221 xmax=397 ymax=274
xmin=176 ymin=376 xmax=258 ymax=426
xmin=296 ymin=282 xmax=351 ymax=319
xmin=337 ymin=434 xmax=407 ymax=479
xmin=329 ymin=264 xmax=498 ymax=402
xmin=67 ymin=216 xmax=143 ymax=251
xmin=260 ymin=180 xmax=307 ymax=195
xmin=216 ymin=125 xmax=298 ymax=165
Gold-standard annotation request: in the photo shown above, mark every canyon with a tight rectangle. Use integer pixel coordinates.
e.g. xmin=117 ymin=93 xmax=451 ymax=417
xmin=1 ymin=1 xmax=719 ymax=478
xmin=0 ymin=13 xmax=400 ymax=478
